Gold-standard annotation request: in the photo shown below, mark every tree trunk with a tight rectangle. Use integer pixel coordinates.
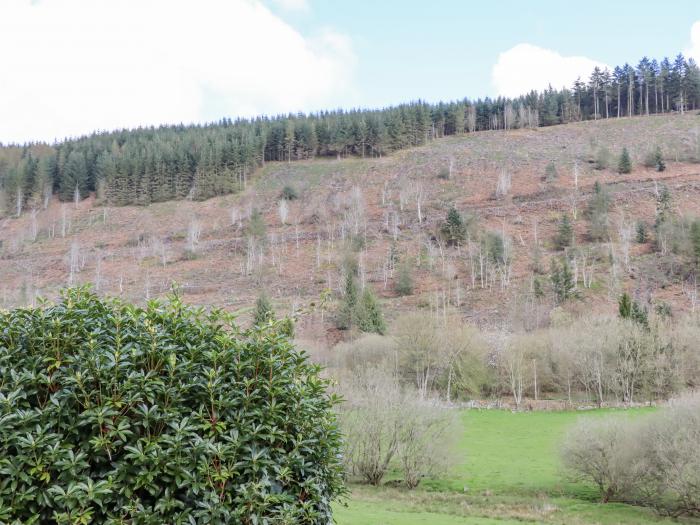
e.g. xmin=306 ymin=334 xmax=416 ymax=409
xmin=532 ymin=359 xmax=538 ymax=401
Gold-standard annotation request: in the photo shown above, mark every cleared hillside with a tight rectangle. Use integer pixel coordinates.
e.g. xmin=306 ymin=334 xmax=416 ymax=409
xmin=2 ymin=113 xmax=700 ymax=343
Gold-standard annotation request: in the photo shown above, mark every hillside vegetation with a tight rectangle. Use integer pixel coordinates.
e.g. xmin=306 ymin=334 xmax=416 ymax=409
xmin=1 ymin=53 xmax=698 ymax=210
xmin=4 ymin=71 xmax=700 ymax=525
xmin=3 ymin=113 xmax=700 ymax=325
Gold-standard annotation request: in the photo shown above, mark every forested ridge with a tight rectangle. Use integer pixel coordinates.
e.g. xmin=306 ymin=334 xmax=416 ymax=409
xmin=1 ymin=53 xmax=699 ymax=212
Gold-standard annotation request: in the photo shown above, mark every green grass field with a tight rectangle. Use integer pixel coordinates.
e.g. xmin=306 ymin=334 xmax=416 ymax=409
xmin=334 ymin=408 xmax=694 ymax=525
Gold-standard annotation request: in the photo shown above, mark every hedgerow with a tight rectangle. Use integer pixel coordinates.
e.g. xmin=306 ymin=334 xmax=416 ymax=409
xmin=0 ymin=288 xmax=344 ymax=524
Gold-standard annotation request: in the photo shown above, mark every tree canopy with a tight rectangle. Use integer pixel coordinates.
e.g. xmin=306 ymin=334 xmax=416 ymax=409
xmin=2 ymin=52 xmax=699 ymax=213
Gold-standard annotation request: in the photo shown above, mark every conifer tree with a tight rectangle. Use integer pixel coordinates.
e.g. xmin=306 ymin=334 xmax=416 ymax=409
xmin=247 ymin=208 xmax=267 ymax=240
xmin=395 ymin=260 xmax=414 ymax=296
xmin=440 ymin=206 xmax=467 ymax=246
xmin=336 ymin=272 xmax=358 ymax=331
xmin=356 ymin=287 xmax=386 ymax=335
xmin=59 ymin=151 xmax=88 ymax=201
xmin=619 ymin=292 xmax=649 ymax=328
xmin=655 ymin=186 xmax=672 ymax=229
xmin=653 ymin=146 xmax=666 ymax=172
xmin=3 ymin=51 xmax=700 ymax=208
xmin=554 ymin=214 xmax=573 ymax=250
xmin=551 ymin=258 xmax=576 ymax=303
xmin=618 ymin=291 xmax=632 ymax=318
xmin=587 ymin=181 xmax=611 ymax=241
xmin=253 ymin=293 xmax=274 ymax=326
xmin=690 ymin=220 xmax=700 ymax=268
xmin=636 ymin=221 xmax=647 ymax=243
xmin=618 ymin=147 xmax=632 ymax=174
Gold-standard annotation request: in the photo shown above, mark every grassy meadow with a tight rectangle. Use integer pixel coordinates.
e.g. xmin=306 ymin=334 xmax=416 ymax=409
xmin=334 ymin=408 xmax=693 ymax=525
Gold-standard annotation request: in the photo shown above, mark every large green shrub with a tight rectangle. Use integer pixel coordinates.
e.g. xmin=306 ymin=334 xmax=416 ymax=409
xmin=0 ymin=288 xmax=344 ymax=524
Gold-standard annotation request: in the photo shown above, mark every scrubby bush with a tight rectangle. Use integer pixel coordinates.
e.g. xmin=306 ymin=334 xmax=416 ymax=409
xmin=562 ymin=394 xmax=700 ymax=517
xmin=481 ymin=230 xmax=508 ymax=264
xmin=394 ymin=314 xmax=491 ymax=401
xmin=594 ymin=146 xmax=611 ymax=170
xmin=397 ymin=400 xmax=454 ymax=489
xmin=562 ymin=417 xmax=641 ymax=503
xmin=633 ymin=394 xmax=700 ymax=516
xmin=280 ymin=185 xmax=299 ymax=200
xmin=544 ymin=161 xmax=558 ymax=182
xmin=437 ymin=167 xmax=450 ymax=180
xmin=338 ymin=368 xmax=454 ymax=489
xmin=0 ymin=288 xmax=344 ymax=524
xmin=331 ymin=334 xmax=396 ymax=374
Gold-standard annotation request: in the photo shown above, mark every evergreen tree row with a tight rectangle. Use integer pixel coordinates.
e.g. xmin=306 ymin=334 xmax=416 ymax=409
xmin=1 ymin=53 xmax=699 ymax=212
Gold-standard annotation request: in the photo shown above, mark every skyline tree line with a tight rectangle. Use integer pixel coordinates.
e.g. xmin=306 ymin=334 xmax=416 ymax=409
xmin=1 ymin=53 xmax=699 ymax=212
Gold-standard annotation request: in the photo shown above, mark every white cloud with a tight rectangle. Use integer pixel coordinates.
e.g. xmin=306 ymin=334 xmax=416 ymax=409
xmin=492 ymin=43 xmax=609 ymax=98
xmin=0 ymin=0 xmax=355 ymax=144
xmin=270 ymin=0 xmax=310 ymax=12
xmin=686 ymin=20 xmax=700 ymax=63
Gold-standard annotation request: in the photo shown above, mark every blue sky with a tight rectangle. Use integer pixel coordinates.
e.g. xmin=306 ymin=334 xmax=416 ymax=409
xmin=2 ymin=0 xmax=700 ymax=143
xmin=279 ymin=0 xmax=700 ymax=106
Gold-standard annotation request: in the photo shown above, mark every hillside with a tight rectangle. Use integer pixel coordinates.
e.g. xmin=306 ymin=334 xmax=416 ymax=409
xmin=2 ymin=113 xmax=700 ymax=343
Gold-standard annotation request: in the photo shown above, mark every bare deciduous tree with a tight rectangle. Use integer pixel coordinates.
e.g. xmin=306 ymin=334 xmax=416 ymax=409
xmin=466 ymin=105 xmax=477 ymax=133
xmin=277 ymin=199 xmax=289 ymax=225
xmin=186 ymin=217 xmax=201 ymax=253
xmin=67 ymin=241 xmax=81 ymax=285
xmin=495 ymin=169 xmax=511 ymax=198
xmin=338 ymin=366 xmax=455 ymax=489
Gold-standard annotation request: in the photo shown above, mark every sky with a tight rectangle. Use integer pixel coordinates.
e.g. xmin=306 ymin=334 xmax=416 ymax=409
xmin=2 ymin=0 xmax=700 ymax=144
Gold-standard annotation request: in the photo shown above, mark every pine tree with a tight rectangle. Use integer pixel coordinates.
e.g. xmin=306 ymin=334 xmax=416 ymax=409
xmin=253 ymin=293 xmax=274 ymax=326
xmin=618 ymin=292 xmax=632 ymax=318
xmin=357 ymin=287 xmax=386 ymax=335
xmin=588 ymin=181 xmax=611 ymax=241
xmin=3 ymin=51 xmax=699 ymax=209
xmin=653 ymin=146 xmax=666 ymax=172
xmin=280 ymin=185 xmax=298 ymax=200
xmin=440 ymin=206 xmax=467 ymax=246
xmin=554 ymin=214 xmax=573 ymax=250
xmin=619 ymin=292 xmax=648 ymax=328
xmin=59 ymin=151 xmax=88 ymax=201
xmin=551 ymin=258 xmax=576 ymax=303
xmin=690 ymin=220 xmax=700 ymax=268
xmin=336 ymin=272 xmax=358 ymax=330
xmin=247 ymin=208 xmax=267 ymax=240
xmin=636 ymin=221 xmax=647 ymax=243
xmin=395 ymin=260 xmax=414 ymax=296
xmin=617 ymin=147 xmax=632 ymax=174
